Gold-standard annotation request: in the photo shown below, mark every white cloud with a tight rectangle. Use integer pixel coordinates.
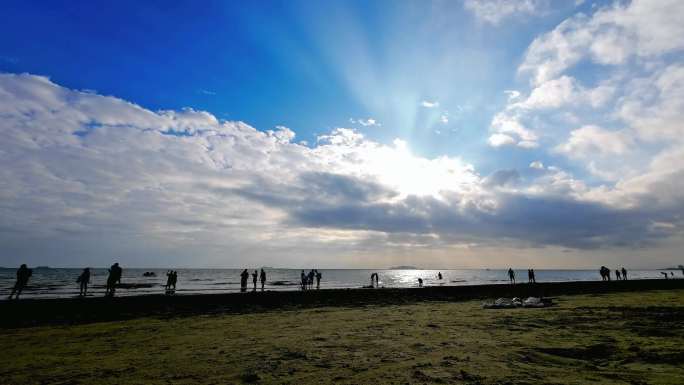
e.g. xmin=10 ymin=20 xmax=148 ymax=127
xmin=529 ymin=161 xmax=544 ymax=169
xmin=464 ymin=0 xmax=546 ymax=25
xmin=488 ymin=112 xmax=539 ymax=148
xmin=349 ymin=117 xmax=381 ymax=127
xmin=514 ymin=75 xmax=615 ymax=111
xmin=488 ymin=133 xmax=516 ymax=147
xmin=618 ymin=63 xmax=684 ymax=141
xmin=555 ymin=125 xmax=633 ymax=158
xmin=521 ymin=75 xmax=578 ymax=109
xmin=504 ymin=90 xmax=521 ymax=102
xmin=1 ymin=73 xmax=683 ymax=267
xmin=519 ymin=0 xmax=684 ymax=86
xmin=420 ymin=100 xmax=439 ymax=108
xmin=440 ymin=113 xmax=449 ymax=124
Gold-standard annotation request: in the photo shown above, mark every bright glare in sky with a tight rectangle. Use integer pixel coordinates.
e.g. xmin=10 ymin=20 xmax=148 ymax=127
xmin=1 ymin=0 xmax=684 ymax=269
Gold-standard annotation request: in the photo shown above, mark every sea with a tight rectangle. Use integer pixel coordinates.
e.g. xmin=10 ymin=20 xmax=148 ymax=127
xmin=1 ymin=267 xmax=681 ymax=299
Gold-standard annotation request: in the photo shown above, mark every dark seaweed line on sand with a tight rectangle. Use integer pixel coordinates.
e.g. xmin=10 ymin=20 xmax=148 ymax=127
xmin=2 ymin=279 xmax=683 ymax=328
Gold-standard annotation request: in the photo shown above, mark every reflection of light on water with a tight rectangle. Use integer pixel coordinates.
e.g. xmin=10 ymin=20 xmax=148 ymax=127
xmin=386 ymin=269 xmax=442 ymax=287
xmin=0 ymin=268 xmax=675 ymax=299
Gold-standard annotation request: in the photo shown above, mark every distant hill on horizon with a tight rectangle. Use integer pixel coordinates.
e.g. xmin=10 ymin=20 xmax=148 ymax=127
xmin=389 ymin=265 xmax=419 ymax=270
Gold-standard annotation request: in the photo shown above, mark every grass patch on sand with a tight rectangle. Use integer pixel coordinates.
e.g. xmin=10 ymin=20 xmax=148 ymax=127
xmin=1 ymin=290 xmax=683 ymax=384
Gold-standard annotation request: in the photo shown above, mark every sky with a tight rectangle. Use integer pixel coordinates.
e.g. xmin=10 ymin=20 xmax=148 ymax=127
xmin=1 ymin=0 xmax=683 ymax=269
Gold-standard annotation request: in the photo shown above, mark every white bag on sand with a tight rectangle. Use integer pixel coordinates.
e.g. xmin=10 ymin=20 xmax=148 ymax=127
xmin=482 ymin=296 xmax=552 ymax=309
xmin=482 ymin=297 xmax=519 ymax=309
xmin=523 ymin=297 xmax=544 ymax=307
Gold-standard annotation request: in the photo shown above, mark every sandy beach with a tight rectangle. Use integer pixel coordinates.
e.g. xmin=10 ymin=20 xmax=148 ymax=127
xmin=2 ymin=280 xmax=684 ymax=384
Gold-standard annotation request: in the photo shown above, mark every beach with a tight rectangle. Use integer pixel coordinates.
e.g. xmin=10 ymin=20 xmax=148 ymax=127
xmin=1 ymin=280 xmax=684 ymax=384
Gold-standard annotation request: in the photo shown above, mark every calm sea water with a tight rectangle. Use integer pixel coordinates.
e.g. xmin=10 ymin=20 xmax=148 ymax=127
xmin=0 ymin=267 xmax=680 ymax=299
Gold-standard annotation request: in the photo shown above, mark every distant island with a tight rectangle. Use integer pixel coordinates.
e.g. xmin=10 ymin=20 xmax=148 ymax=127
xmin=389 ymin=265 xmax=419 ymax=270
xmin=664 ymin=265 xmax=684 ymax=270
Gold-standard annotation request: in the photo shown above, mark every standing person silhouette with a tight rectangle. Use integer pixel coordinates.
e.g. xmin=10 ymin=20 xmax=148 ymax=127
xmin=308 ymin=269 xmax=315 ymax=290
xmin=300 ymin=270 xmax=306 ymax=290
xmin=438 ymin=272 xmax=443 ymax=280
xmin=106 ymin=263 xmax=122 ymax=297
xmin=9 ymin=264 xmax=32 ymax=300
xmin=315 ymin=270 xmax=322 ymax=289
xmin=508 ymin=268 xmax=516 ymax=284
xmin=240 ymin=269 xmax=249 ymax=292
xmin=615 ymin=269 xmax=622 ymax=280
xmin=370 ymin=273 xmax=379 ymax=287
xmin=621 ymin=267 xmax=628 ymax=280
xmin=77 ymin=268 xmax=91 ymax=297
xmin=260 ymin=269 xmax=267 ymax=291
xmin=165 ymin=270 xmax=173 ymax=291
xmin=252 ymin=270 xmax=258 ymax=291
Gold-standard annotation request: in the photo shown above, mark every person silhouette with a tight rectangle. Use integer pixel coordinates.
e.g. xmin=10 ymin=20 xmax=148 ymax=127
xmin=300 ymin=270 xmax=307 ymax=290
xmin=418 ymin=277 xmax=423 ymax=287
xmin=260 ymin=268 xmax=267 ymax=291
xmin=165 ymin=270 xmax=173 ymax=291
xmin=308 ymin=270 xmax=315 ymax=289
xmin=528 ymin=269 xmax=536 ymax=284
xmin=8 ymin=264 xmax=32 ymax=300
xmin=252 ymin=270 xmax=258 ymax=291
xmin=508 ymin=268 xmax=516 ymax=284
xmin=77 ymin=268 xmax=91 ymax=297
xmin=615 ymin=269 xmax=622 ymax=280
xmin=240 ymin=269 xmax=249 ymax=292
xmin=106 ymin=263 xmax=122 ymax=297
xmin=621 ymin=267 xmax=628 ymax=280
xmin=315 ymin=270 xmax=322 ymax=289
xmin=438 ymin=272 xmax=443 ymax=280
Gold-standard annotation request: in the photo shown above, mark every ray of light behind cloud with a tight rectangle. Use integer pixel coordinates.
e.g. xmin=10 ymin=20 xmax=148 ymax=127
xmin=1 ymin=73 xmax=683 ymax=269
xmin=1 ymin=0 xmax=684 ymax=269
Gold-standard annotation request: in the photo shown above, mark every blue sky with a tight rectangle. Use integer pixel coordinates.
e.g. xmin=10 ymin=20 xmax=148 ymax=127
xmin=1 ymin=0 xmax=589 ymax=171
xmin=1 ymin=0 xmax=684 ymax=268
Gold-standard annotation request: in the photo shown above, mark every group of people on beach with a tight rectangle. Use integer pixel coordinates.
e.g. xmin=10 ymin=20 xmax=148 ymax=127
xmin=506 ymin=268 xmax=539 ymax=284
xmin=105 ymin=263 xmax=123 ymax=297
xmin=300 ymin=269 xmax=322 ymax=290
xmin=6 ymin=264 xmax=684 ymax=299
xmin=600 ymin=266 xmax=628 ymax=281
xmin=240 ymin=268 xmax=267 ymax=292
xmin=509 ymin=268 xmax=540 ymax=284
xmin=165 ymin=270 xmax=178 ymax=293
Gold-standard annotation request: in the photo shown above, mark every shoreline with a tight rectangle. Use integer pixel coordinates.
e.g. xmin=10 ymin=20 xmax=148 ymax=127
xmin=2 ymin=278 xmax=684 ymax=328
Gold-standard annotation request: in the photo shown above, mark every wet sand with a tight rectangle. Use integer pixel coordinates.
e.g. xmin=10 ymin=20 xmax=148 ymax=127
xmin=2 ymin=278 xmax=683 ymax=327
